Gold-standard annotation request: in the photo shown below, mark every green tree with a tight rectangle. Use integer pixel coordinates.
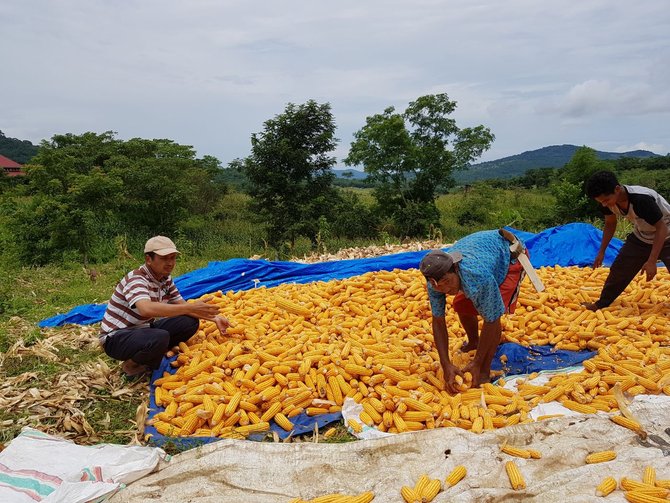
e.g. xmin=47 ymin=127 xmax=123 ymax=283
xmin=5 ymin=132 xmax=226 ymax=265
xmin=344 ymin=94 xmax=494 ymax=237
xmin=235 ymin=100 xmax=341 ymax=250
xmin=552 ymin=146 xmax=605 ymax=222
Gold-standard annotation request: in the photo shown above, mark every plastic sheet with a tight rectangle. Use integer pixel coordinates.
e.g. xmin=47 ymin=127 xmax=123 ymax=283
xmin=38 ymin=223 xmax=623 ymax=328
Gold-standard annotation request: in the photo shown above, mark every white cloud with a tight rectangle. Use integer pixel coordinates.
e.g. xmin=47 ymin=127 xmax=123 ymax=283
xmin=1 ymin=0 xmax=669 ymax=164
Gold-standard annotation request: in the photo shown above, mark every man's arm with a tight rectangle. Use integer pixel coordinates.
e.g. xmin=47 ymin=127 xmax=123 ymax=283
xmin=135 ymin=299 xmax=220 ymax=321
xmin=431 ymin=316 xmax=461 ymax=394
xmin=594 ymin=214 xmax=617 ymax=268
xmin=641 ymin=220 xmax=668 ymax=281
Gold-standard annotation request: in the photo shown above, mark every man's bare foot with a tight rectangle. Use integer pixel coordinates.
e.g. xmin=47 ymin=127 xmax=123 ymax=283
xmin=122 ymin=359 xmax=149 ymax=377
xmin=581 ymin=302 xmax=598 ymax=311
xmin=461 ymin=339 xmax=478 ymax=352
xmin=474 ymin=373 xmax=491 ymax=388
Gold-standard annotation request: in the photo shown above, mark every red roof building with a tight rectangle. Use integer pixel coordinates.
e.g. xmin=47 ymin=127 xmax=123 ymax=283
xmin=0 ymin=154 xmax=25 ymax=177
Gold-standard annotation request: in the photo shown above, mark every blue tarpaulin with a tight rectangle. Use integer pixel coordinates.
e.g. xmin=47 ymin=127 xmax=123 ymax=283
xmin=38 ymin=223 xmax=624 ymax=444
xmin=39 ymin=223 xmax=622 ymax=328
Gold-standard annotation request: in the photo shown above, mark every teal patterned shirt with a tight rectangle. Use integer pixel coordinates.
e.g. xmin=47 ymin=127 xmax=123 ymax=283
xmin=426 ymin=230 xmax=517 ymax=322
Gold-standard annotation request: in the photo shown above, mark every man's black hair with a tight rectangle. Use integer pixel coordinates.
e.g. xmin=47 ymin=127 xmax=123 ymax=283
xmin=145 ymin=251 xmax=156 ymax=259
xmin=585 ymin=170 xmax=620 ymax=199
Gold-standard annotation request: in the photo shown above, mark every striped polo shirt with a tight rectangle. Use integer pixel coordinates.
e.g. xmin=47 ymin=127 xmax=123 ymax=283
xmin=100 ymin=264 xmax=182 ymax=337
xmin=600 ymin=185 xmax=670 ymax=244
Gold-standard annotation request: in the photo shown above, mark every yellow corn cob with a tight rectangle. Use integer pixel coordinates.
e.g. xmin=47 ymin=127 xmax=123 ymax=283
xmin=356 ymin=411 xmax=374 ymax=427
xmin=347 ymin=418 xmax=363 ymax=433
xmin=620 ymin=479 xmax=669 ymax=497
xmin=401 ymin=486 xmax=421 ymax=503
xmin=643 ymin=466 xmax=656 ymax=486
xmin=561 ymin=400 xmax=598 ymax=414
xmin=274 ymin=412 xmax=294 ymax=431
xmin=367 ymin=396 xmax=386 ymax=414
xmin=420 ymin=479 xmax=441 ymax=502
xmin=541 ymin=385 xmax=566 ymax=403
xmin=344 ymin=363 xmax=373 ymax=377
xmin=505 ymin=461 xmax=526 ymax=490
xmin=471 ymin=417 xmax=483 ymax=434
xmin=163 ymin=400 xmax=178 ymax=420
xmin=154 ymin=420 xmax=180 ymax=436
xmin=654 ymin=479 xmax=670 ymax=489
xmin=404 ymin=398 xmax=433 ymax=413
xmin=349 ymin=491 xmax=375 ymax=503
xmin=585 ymin=451 xmax=617 ymax=464
xmin=501 ymin=445 xmax=531 ymax=459
xmin=596 ymin=476 xmax=617 ymax=497
xmin=234 ymin=422 xmax=270 ymax=436
xmin=362 ymin=402 xmax=383 ymax=423
xmin=309 ymin=493 xmax=347 ymax=503
xmin=182 ymin=357 xmax=216 ymax=380
xmin=260 ymin=401 xmax=282 ymax=422
xmin=393 ymin=412 xmax=408 ymax=432
xmin=623 ymin=491 xmax=668 ymax=503
xmin=445 ymin=466 xmax=466 ymax=487
xmin=180 ymin=414 xmax=201 ymax=435
xmin=261 ymin=385 xmax=281 ymax=402
xmin=413 ymin=474 xmax=430 ymax=497
xmin=276 ymin=297 xmax=312 ymax=317
xmin=225 ymin=391 xmax=243 ymax=417
xmin=610 ymin=414 xmax=643 ymax=434
xmin=527 ymin=449 xmax=542 ymax=459
xmin=223 ymin=411 xmax=241 ymax=427
xmin=211 ymin=403 xmax=226 ymax=426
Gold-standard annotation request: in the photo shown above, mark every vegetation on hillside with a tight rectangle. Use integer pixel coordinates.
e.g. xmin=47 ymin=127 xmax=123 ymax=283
xmin=453 ymin=143 xmax=664 ymax=183
xmin=0 ymin=130 xmax=39 ymax=164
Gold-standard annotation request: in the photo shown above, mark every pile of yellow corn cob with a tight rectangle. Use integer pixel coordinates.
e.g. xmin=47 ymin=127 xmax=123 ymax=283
xmin=149 ymin=266 xmax=670 ymax=439
xmin=596 ymin=465 xmax=670 ymax=501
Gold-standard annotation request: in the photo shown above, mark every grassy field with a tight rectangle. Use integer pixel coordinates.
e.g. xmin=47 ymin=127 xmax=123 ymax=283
xmin=0 ymin=185 xmax=623 ymax=450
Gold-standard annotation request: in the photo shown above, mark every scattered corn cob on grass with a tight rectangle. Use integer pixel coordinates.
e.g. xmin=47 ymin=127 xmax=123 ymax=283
xmin=149 ymin=266 xmax=670 ymax=439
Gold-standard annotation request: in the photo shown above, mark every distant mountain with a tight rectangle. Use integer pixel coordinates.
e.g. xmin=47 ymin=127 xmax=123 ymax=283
xmin=333 ymin=168 xmax=367 ymax=180
xmin=0 ymin=131 xmax=39 ymax=164
xmin=455 ymin=145 xmax=660 ymax=183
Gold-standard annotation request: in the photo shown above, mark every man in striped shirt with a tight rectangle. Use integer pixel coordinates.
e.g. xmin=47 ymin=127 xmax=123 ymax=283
xmin=100 ymin=236 xmax=229 ymax=377
xmin=584 ymin=170 xmax=670 ymax=310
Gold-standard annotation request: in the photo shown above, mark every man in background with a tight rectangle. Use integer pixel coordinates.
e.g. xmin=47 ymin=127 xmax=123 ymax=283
xmin=583 ymin=170 xmax=670 ymax=310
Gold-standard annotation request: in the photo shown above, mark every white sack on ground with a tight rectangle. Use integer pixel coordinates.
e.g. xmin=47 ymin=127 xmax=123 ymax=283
xmin=112 ymin=399 xmax=670 ymax=503
xmin=0 ymin=428 xmax=165 ymax=503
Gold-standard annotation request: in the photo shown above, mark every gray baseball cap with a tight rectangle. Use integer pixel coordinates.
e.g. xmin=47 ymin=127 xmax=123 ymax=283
xmin=419 ymin=249 xmax=463 ymax=281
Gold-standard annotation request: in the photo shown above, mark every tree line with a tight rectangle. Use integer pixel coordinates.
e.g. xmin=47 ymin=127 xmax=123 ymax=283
xmin=1 ymin=94 xmax=667 ymax=267
xmin=0 ymin=94 xmax=495 ymax=265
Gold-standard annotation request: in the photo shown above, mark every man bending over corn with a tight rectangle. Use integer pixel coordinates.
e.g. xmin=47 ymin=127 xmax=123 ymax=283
xmin=99 ymin=236 xmax=229 ymax=377
xmin=419 ymin=230 xmax=526 ymax=392
xmin=583 ymin=170 xmax=670 ymax=311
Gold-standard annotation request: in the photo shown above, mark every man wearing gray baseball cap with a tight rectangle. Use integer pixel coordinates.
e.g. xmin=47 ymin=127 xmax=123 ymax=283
xmin=99 ymin=236 xmax=230 ymax=377
xmin=419 ymin=229 xmax=528 ymax=392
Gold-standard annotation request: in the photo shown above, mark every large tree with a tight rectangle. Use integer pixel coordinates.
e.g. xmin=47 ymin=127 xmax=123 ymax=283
xmin=6 ymin=132 xmax=225 ymax=265
xmin=236 ymin=100 xmax=340 ymax=249
xmin=345 ymin=94 xmax=494 ymax=236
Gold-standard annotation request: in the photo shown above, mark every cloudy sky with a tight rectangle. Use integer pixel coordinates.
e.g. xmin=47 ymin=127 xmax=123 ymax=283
xmin=2 ymin=0 xmax=669 ymax=167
